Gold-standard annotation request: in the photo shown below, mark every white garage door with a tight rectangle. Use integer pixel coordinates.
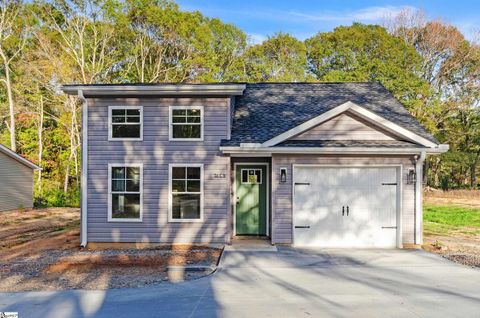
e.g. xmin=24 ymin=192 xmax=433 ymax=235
xmin=293 ymin=166 xmax=398 ymax=248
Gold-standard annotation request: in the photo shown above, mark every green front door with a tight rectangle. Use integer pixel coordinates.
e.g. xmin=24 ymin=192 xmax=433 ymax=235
xmin=235 ymin=165 xmax=267 ymax=235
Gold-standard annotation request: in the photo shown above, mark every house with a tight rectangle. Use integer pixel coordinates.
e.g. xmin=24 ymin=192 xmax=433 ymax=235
xmin=62 ymin=82 xmax=448 ymax=248
xmin=0 ymin=144 xmax=41 ymax=211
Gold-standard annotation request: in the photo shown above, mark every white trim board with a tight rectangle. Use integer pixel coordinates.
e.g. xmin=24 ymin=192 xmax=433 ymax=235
xmin=261 ymin=101 xmax=438 ymax=148
xmin=220 ymin=145 xmax=449 ymax=155
xmin=79 ymin=90 xmax=88 ymax=247
xmin=0 ymin=144 xmax=41 ymax=170
xmin=233 ymin=163 xmax=270 ymax=237
xmin=62 ymin=84 xmax=246 ymax=96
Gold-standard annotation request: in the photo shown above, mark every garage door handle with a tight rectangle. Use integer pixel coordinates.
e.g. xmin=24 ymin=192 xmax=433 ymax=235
xmin=295 ymin=226 xmax=310 ymax=229
xmin=294 ymin=182 xmax=310 ymax=185
xmin=381 ymin=226 xmax=397 ymax=229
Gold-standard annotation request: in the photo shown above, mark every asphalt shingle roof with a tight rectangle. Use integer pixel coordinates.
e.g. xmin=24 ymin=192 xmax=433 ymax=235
xmin=277 ymin=140 xmax=423 ymax=148
xmin=221 ymin=82 xmax=438 ymax=147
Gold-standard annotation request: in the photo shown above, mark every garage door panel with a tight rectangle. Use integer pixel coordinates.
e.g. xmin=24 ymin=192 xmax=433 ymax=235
xmin=293 ymin=166 xmax=398 ymax=248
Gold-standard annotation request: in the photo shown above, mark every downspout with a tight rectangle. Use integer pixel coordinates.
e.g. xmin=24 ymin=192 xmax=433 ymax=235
xmin=78 ymin=90 xmax=88 ymax=247
xmin=414 ymin=151 xmax=426 ymax=245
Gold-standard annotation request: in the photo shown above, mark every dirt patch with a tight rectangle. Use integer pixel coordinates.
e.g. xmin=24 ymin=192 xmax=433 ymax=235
xmin=424 ymin=189 xmax=480 ymax=208
xmin=422 ymin=189 xmax=480 ymax=267
xmin=0 ymin=247 xmax=221 ymax=291
xmin=423 ymin=228 xmax=480 ymax=268
xmin=0 ymin=208 xmax=222 ymax=291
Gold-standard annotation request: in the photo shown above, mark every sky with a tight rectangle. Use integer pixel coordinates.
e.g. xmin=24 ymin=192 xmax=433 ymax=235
xmin=176 ymin=0 xmax=479 ymax=43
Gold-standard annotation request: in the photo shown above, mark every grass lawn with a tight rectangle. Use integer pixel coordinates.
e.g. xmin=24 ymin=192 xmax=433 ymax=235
xmin=424 ymin=204 xmax=480 ymax=236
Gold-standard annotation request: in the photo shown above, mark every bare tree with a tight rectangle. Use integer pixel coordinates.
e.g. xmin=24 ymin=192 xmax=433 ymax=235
xmin=382 ymin=7 xmax=426 ymax=45
xmin=0 ymin=0 xmax=28 ymax=151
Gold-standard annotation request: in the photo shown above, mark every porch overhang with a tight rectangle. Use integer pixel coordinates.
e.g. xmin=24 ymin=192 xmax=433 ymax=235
xmin=219 ymin=144 xmax=449 ymax=156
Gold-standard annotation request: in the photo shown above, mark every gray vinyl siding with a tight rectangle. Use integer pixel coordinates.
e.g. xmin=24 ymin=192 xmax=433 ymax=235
xmin=291 ymin=112 xmax=396 ymax=141
xmin=271 ymin=155 xmax=416 ymax=245
xmin=87 ymin=97 xmax=231 ymax=243
xmin=0 ymin=152 xmax=34 ymax=211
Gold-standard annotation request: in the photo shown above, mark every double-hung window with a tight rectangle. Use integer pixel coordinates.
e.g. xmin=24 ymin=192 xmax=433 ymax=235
xmin=169 ymin=106 xmax=203 ymax=140
xmin=109 ymin=106 xmax=143 ymax=140
xmin=108 ymin=164 xmax=143 ymax=222
xmin=169 ymin=164 xmax=203 ymax=222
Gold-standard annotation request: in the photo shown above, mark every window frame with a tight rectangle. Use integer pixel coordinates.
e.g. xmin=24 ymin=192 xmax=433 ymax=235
xmin=241 ymin=168 xmax=263 ymax=184
xmin=168 ymin=106 xmax=204 ymax=141
xmin=108 ymin=106 xmax=144 ymax=141
xmin=107 ymin=163 xmax=143 ymax=222
xmin=168 ymin=163 xmax=204 ymax=223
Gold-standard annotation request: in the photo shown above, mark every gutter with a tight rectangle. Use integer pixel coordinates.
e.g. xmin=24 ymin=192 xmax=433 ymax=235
xmin=78 ymin=90 xmax=88 ymax=248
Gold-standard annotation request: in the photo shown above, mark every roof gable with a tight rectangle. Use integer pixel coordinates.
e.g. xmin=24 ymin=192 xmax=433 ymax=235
xmin=290 ymin=111 xmax=397 ymax=141
xmin=262 ymin=101 xmax=438 ymax=148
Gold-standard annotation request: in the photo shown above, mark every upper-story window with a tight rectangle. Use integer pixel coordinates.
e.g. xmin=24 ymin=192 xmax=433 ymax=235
xmin=108 ymin=106 xmax=143 ymax=140
xmin=169 ymin=106 xmax=203 ymax=141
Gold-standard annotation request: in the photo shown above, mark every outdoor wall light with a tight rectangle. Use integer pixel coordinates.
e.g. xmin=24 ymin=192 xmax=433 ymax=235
xmin=407 ymin=168 xmax=416 ymax=184
xmin=280 ymin=168 xmax=287 ymax=183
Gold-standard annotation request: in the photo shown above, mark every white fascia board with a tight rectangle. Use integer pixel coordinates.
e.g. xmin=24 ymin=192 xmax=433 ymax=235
xmin=61 ymin=84 xmax=246 ymax=96
xmin=239 ymin=143 xmax=262 ymax=148
xmin=261 ymin=101 xmax=439 ymax=148
xmin=347 ymin=104 xmax=438 ymax=148
xmin=219 ymin=146 xmax=447 ymax=155
xmin=0 ymin=144 xmax=41 ymax=170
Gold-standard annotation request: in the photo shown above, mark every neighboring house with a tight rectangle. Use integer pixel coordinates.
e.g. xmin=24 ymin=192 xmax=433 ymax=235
xmin=62 ymin=83 xmax=448 ymax=248
xmin=0 ymin=144 xmax=41 ymax=212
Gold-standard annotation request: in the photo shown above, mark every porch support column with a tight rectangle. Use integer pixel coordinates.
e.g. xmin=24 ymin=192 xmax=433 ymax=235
xmin=414 ymin=151 xmax=426 ymax=245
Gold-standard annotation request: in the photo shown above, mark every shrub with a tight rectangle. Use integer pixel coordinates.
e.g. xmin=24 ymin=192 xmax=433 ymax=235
xmin=34 ymin=188 xmax=80 ymax=208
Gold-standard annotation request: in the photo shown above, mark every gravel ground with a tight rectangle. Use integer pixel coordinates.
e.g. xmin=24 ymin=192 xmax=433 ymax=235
xmin=0 ymin=208 xmax=222 ymax=291
xmin=442 ymin=253 xmax=480 ymax=268
xmin=423 ymin=234 xmax=480 ymax=268
xmin=0 ymin=247 xmax=222 ymax=292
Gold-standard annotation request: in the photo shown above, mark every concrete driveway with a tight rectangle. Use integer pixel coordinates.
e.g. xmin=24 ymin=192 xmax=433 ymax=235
xmin=1 ymin=248 xmax=479 ymax=317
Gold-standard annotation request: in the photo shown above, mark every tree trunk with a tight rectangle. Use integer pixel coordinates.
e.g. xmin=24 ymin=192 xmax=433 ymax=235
xmin=37 ymin=95 xmax=44 ymax=194
xmin=64 ymin=154 xmax=72 ymax=193
xmin=64 ymin=102 xmax=78 ymax=193
xmin=3 ymin=59 xmax=16 ymax=151
xmin=470 ymin=164 xmax=476 ymax=189
xmin=470 ymin=152 xmax=480 ymax=190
